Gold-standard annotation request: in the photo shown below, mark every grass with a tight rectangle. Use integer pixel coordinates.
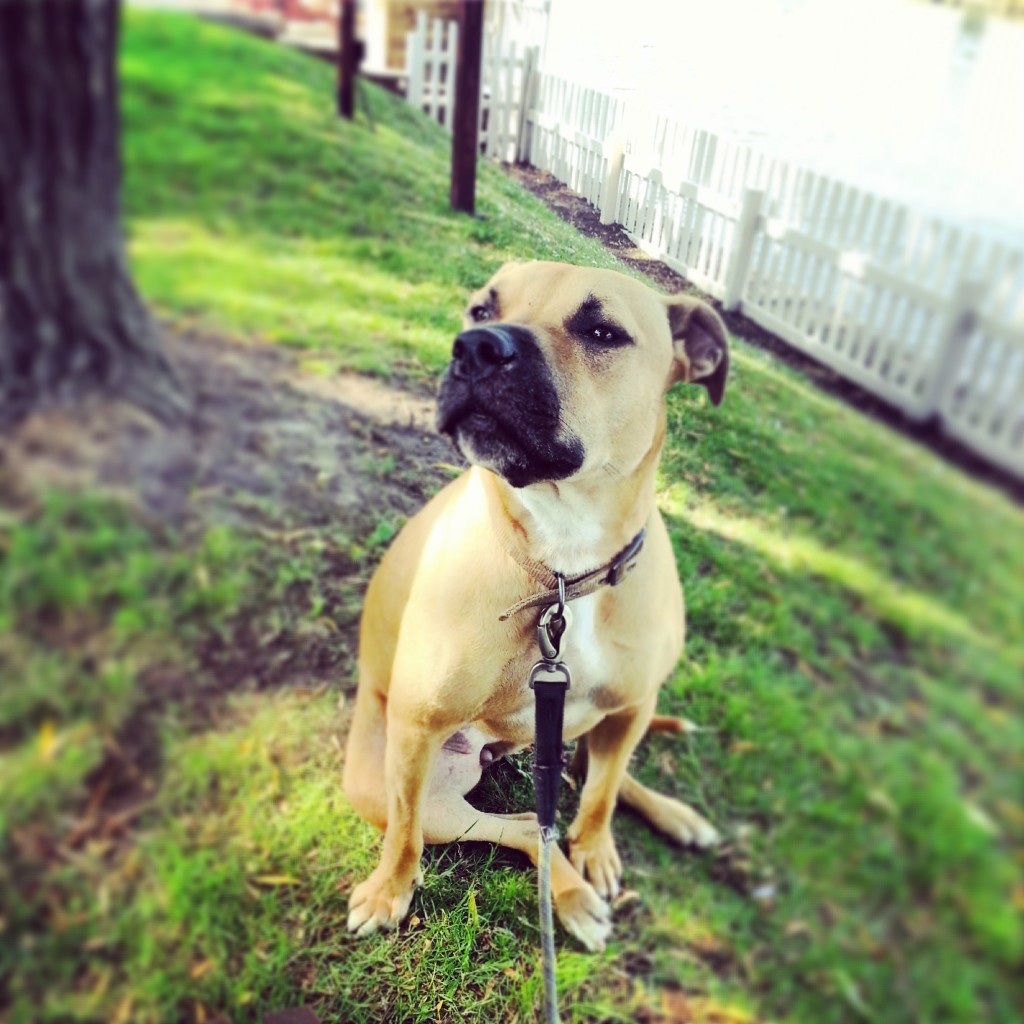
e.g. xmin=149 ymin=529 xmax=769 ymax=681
xmin=1 ymin=10 xmax=1022 ymax=1023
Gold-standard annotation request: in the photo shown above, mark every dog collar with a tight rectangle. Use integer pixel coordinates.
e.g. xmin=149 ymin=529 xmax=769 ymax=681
xmin=498 ymin=528 xmax=646 ymax=621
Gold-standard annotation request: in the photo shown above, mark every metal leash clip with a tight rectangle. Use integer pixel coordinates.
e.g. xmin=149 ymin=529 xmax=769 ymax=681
xmin=528 ymin=658 xmax=571 ymax=691
xmin=536 ymin=574 xmax=571 ymax=662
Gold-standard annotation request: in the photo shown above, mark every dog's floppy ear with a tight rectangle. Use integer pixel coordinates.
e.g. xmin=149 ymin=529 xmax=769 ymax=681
xmin=664 ymin=295 xmax=730 ymax=406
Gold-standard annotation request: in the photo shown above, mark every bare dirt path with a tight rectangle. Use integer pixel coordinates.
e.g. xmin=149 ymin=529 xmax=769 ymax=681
xmin=1 ymin=326 xmax=457 ymax=535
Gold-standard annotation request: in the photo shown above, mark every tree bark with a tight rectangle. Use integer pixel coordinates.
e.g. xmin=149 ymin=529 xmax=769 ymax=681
xmin=0 ymin=0 xmax=186 ymax=426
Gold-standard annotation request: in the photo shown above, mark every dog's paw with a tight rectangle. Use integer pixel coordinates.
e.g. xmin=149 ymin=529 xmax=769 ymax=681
xmin=662 ymin=800 xmax=720 ymax=848
xmin=567 ymin=829 xmax=623 ymax=900
xmin=555 ymin=883 xmax=612 ymax=952
xmin=346 ymin=865 xmax=422 ymax=937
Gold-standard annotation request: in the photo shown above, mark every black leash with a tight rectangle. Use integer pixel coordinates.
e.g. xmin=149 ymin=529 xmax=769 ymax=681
xmin=531 ymin=586 xmax=572 ymax=831
xmin=525 ymin=529 xmax=646 ymax=1024
xmin=530 ymin=576 xmax=571 ymax=1024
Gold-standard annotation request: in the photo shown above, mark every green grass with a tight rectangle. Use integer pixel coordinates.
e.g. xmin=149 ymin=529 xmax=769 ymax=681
xmin=120 ymin=15 xmax=609 ymax=379
xmin=1 ymin=10 xmax=1022 ymax=1023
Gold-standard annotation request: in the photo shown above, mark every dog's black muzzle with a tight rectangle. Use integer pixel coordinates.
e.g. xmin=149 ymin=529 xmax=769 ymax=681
xmin=435 ymin=324 xmax=584 ymax=488
xmin=437 ymin=324 xmax=544 ymax=434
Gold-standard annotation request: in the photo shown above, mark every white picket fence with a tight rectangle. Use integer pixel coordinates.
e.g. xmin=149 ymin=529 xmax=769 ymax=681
xmin=525 ymin=76 xmax=1024 ymax=480
xmin=403 ymin=22 xmax=1024 ymax=481
xmin=404 ymin=12 xmax=537 ymax=163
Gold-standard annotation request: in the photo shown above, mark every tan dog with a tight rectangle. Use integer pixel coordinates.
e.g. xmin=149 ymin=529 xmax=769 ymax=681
xmin=343 ymin=261 xmax=727 ymax=951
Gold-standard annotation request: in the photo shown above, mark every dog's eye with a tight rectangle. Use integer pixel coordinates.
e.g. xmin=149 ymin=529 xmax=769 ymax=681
xmin=588 ymin=324 xmax=621 ymax=344
xmin=469 ymin=305 xmax=492 ymax=323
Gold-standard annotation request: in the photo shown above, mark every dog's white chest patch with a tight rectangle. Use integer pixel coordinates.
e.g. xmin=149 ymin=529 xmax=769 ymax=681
xmin=489 ymin=593 xmax=615 ymax=743
xmin=559 ymin=593 xmax=617 ymax=737
xmin=560 ymin=593 xmax=605 ymax=690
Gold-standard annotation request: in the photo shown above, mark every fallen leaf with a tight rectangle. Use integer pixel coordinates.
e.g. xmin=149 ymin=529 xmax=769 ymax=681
xmin=111 ymin=996 xmax=134 ymax=1024
xmin=37 ymin=720 xmax=58 ymax=762
xmin=659 ymin=988 xmax=693 ymax=1022
xmin=729 ymin=740 xmax=758 ymax=755
xmin=1002 ymin=886 xmax=1024 ymax=916
xmin=252 ymin=874 xmax=300 ymax=887
xmin=89 ymin=969 xmax=110 ymax=1001
xmin=688 ymin=995 xmax=754 ymax=1023
xmin=189 ymin=958 xmax=216 ymax=981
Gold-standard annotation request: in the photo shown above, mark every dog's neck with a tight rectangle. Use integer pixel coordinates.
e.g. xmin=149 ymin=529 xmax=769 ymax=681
xmin=487 ymin=422 xmax=666 ymax=577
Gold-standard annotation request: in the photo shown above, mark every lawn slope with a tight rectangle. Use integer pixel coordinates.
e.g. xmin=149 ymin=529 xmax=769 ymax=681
xmin=1 ymin=11 xmax=1021 ymax=1024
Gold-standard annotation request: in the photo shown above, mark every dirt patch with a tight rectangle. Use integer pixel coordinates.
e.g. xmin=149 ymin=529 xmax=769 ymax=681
xmin=0 ymin=325 xmax=458 ymax=533
xmin=1 ymin=327 xmax=463 ymax=876
xmin=0 ymin=323 xmax=464 ymax=745
xmin=506 ymin=164 xmax=1024 ymax=503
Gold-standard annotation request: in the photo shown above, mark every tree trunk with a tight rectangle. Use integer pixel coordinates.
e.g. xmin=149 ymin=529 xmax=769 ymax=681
xmin=0 ymin=0 xmax=186 ymax=426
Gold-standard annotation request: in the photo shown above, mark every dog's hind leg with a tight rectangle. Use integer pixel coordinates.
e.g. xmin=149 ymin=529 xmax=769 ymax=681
xmin=342 ymin=685 xmax=389 ymax=831
xmin=618 ymin=772 xmax=719 ymax=848
xmin=571 ymin=719 xmax=719 ymax=849
xmin=421 ymin=794 xmax=613 ymax=952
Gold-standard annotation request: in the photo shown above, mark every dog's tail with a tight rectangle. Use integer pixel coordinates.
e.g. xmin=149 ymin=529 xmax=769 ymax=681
xmin=646 ymin=714 xmax=689 ymax=734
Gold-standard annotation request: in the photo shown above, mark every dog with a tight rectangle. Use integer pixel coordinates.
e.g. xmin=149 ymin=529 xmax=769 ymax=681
xmin=343 ymin=260 xmax=727 ymax=951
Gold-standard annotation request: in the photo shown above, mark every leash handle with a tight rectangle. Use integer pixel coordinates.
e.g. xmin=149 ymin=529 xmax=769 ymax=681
xmin=529 ymin=660 xmax=570 ymax=829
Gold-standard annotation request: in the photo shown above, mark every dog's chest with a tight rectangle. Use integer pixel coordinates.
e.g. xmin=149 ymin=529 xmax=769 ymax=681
xmin=486 ymin=593 xmax=625 ymax=743
xmin=558 ymin=593 xmax=606 ymax=692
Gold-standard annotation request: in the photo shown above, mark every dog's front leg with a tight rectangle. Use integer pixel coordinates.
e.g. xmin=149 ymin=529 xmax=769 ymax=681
xmin=347 ymin=716 xmax=440 ymax=936
xmin=566 ymin=693 xmax=657 ymax=900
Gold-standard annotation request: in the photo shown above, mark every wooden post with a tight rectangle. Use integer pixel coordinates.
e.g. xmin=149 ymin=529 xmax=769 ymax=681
xmin=337 ymin=0 xmax=356 ymax=119
xmin=513 ymin=45 xmax=537 ymax=164
xmin=450 ymin=0 xmax=485 ymax=215
xmin=598 ymin=129 xmax=624 ymax=226
xmin=406 ymin=12 xmax=426 ymax=116
xmin=723 ymin=187 xmax=765 ymax=312
xmin=925 ymin=276 xmax=985 ymax=416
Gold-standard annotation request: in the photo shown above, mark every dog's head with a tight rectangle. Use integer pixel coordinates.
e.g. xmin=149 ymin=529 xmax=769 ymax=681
xmin=436 ymin=261 xmax=729 ymax=488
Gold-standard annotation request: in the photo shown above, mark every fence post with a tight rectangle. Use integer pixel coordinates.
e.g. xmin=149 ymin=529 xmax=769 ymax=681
xmin=440 ymin=19 xmax=458 ymax=132
xmin=599 ymin=129 xmax=624 ymax=225
xmin=514 ymin=46 xmax=537 ymax=164
xmin=722 ymin=187 xmax=765 ymax=312
xmin=451 ymin=0 xmax=485 ymax=214
xmin=406 ymin=11 xmax=426 ymax=114
xmin=336 ymin=0 xmax=356 ymax=119
xmin=924 ymin=276 xmax=985 ymax=416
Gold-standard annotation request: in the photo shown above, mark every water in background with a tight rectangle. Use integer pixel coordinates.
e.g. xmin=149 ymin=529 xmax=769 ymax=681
xmin=541 ymin=0 xmax=1024 ymax=245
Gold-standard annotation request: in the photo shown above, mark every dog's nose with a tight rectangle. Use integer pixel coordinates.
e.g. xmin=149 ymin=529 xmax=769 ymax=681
xmin=451 ymin=326 xmax=518 ymax=381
